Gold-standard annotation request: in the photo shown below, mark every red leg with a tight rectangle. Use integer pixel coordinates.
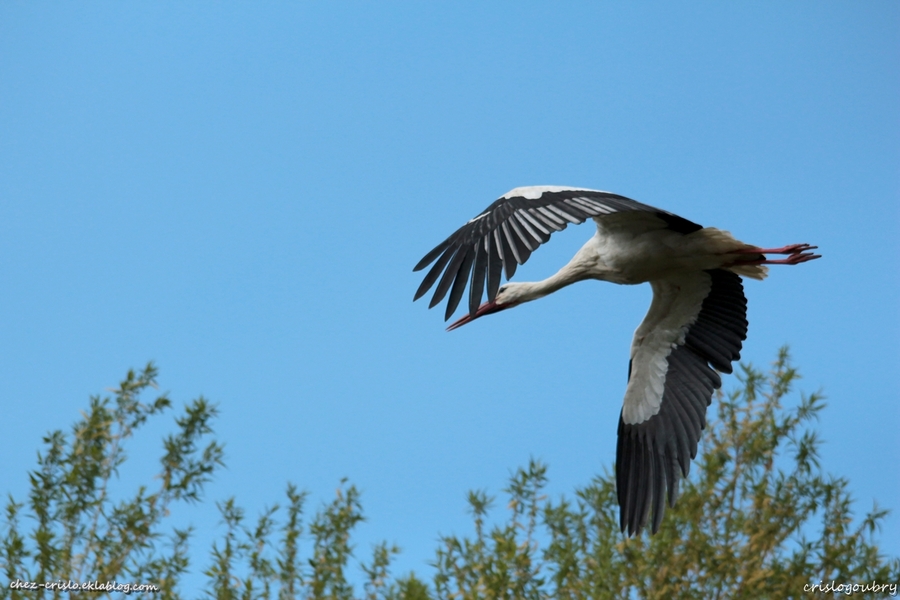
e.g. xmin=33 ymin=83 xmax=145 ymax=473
xmin=733 ymin=243 xmax=818 ymax=255
xmin=727 ymin=242 xmax=821 ymax=268
xmin=742 ymin=253 xmax=822 ymax=266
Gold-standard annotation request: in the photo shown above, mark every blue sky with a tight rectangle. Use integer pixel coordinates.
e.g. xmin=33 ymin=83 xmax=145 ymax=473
xmin=1 ymin=1 xmax=898 ymax=593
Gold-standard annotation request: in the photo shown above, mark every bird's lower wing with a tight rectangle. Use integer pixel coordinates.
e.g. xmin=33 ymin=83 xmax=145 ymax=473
xmin=617 ymin=269 xmax=748 ymax=535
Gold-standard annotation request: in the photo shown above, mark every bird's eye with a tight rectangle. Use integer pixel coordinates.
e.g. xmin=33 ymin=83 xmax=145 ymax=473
xmin=498 ymin=286 xmax=507 ymax=295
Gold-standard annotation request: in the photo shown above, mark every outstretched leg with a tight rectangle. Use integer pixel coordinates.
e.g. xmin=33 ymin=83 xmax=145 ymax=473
xmin=751 ymin=253 xmax=820 ymax=266
xmin=729 ymin=243 xmax=821 ymax=267
xmin=734 ymin=243 xmax=818 ymax=256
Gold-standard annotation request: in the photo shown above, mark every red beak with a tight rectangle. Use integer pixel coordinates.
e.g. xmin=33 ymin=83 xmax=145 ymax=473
xmin=446 ymin=299 xmax=517 ymax=331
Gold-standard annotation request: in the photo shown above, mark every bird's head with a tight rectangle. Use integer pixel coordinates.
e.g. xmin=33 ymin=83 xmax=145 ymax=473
xmin=446 ymin=283 xmax=531 ymax=331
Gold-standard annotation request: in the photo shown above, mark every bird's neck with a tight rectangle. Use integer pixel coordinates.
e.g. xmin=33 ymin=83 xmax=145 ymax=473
xmin=517 ymin=263 xmax=587 ymax=303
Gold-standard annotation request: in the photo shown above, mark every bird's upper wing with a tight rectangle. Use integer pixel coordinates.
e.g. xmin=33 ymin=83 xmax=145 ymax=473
xmin=617 ymin=268 xmax=747 ymax=536
xmin=413 ymin=186 xmax=702 ymax=320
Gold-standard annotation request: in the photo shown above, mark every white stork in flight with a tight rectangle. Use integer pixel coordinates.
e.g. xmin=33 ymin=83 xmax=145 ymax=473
xmin=413 ymin=186 xmax=820 ymax=536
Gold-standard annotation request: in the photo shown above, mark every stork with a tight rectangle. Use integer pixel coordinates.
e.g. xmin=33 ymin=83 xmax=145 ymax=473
xmin=413 ymin=186 xmax=820 ymax=536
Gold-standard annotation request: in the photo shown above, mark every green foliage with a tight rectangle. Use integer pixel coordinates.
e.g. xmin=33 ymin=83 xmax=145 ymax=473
xmin=1 ymin=363 xmax=221 ymax=599
xmin=2 ymin=350 xmax=897 ymax=599
xmin=0 ymin=364 xmax=399 ymax=600
xmin=200 ymin=480 xmax=401 ymax=600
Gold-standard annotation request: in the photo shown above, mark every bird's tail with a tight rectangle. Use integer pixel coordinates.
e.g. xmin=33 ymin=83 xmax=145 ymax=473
xmin=726 ymin=263 xmax=769 ymax=280
xmin=691 ymin=228 xmax=770 ymax=280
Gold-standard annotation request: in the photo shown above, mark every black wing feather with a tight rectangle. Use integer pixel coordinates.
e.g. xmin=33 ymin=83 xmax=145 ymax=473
xmin=468 ymin=241 xmax=488 ymax=316
xmin=500 ymin=229 xmax=518 ymax=280
xmin=486 ymin=235 xmax=503 ymax=303
xmin=413 ymin=237 xmax=453 ymax=272
xmin=445 ymin=246 xmax=476 ymax=320
xmin=428 ymin=247 xmax=465 ymax=309
xmin=414 ymin=244 xmax=456 ymax=302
